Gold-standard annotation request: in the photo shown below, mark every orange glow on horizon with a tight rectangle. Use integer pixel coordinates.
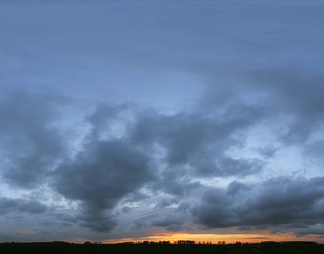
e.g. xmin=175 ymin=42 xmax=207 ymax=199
xmin=98 ymin=231 xmax=323 ymax=245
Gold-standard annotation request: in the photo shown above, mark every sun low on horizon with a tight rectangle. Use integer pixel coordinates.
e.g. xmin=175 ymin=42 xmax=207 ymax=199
xmin=1 ymin=0 xmax=324 ymax=245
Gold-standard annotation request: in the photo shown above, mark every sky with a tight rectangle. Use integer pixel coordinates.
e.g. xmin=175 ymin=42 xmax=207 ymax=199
xmin=1 ymin=0 xmax=324 ymax=244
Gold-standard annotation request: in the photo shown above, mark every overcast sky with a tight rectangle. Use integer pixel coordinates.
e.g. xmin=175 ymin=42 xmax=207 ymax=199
xmin=1 ymin=1 xmax=324 ymax=244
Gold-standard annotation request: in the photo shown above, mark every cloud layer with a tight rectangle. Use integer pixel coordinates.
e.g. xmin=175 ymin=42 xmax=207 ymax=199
xmin=1 ymin=82 xmax=323 ymax=241
xmin=1 ymin=1 xmax=324 ymax=243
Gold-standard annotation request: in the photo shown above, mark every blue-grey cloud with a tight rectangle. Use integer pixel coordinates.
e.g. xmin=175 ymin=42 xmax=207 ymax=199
xmin=131 ymin=103 xmax=265 ymax=178
xmin=0 ymin=197 xmax=47 ymax=215
xmin=0 ymin=92 xmax=66 ymax=188
xmin=53 ymin=138 xmax=154 ymax=232
xmin=246 ymin=69 xmax=324 ymax=144
xmin=192 ymin=176 xmax=324 ymax=232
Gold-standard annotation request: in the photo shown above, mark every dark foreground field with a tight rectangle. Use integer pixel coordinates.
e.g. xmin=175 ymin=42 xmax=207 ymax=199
xmin=1 ymin=242 xmax=324 ymax=254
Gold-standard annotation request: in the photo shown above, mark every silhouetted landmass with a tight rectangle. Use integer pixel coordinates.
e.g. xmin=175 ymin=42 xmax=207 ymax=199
xmin=0 ymin=241 xmax=323 ymax=254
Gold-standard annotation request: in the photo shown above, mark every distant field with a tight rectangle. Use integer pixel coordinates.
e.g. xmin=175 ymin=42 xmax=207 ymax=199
xmin=1 ymin=242 xmax=324 ymax=254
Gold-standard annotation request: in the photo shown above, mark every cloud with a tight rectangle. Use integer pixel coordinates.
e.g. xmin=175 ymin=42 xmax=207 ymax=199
xmin=0 ymin=92 xmax=66 ymax=189
xmin=53 ymin=138 xmax=154 ymax=232
xmin=130 ymin=103 xmax=265 ymax=178
xmin=192 ymin=176 xmax=324 ymax=233
xmin=1 ymin=79 xmax=323 ymax=238
xmin=0 ymin=69 xmax=323 ymax=238
xmin=45 ymin=94 xmax=269 ymax=233
xmin=295 ymin=225 xmax=324 ymax=236
xmin=247 ymin=69 xmax=324 ymax=144
xmin=0 ymin=197 xmax=47 ymax=215
xmin=152 ymin=214 xmax=185 ymax=232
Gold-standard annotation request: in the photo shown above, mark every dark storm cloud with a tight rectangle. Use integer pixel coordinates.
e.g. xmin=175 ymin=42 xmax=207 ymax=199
xmin=152 ymin=214 xmax=185 ymax=232
xmin=227 ymin=180 xmax=250 ymax=196
xmin=131 ymin=102 xmax=265 ymax=178
xmin=0 ymin=92 xmax=65 ymax=188
xmin=192 ymin=176 xmax=324 ymax=232
xmin=1 ymin=76 xmax=323 ymax=236
xmin=78 ymin=208 xmax=117 ymax=233
xmin=53 ymin=139 xmax=154 ymax=232
xmin=0 ymin=197 xmax=47 ymax=215
xmin=0 ymin=89 xmax=268 ymax=234
xmin=47 ymin=96 xmax=267 ymax=233
xmin=295 ymin=226 xmax=324 ymax=236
